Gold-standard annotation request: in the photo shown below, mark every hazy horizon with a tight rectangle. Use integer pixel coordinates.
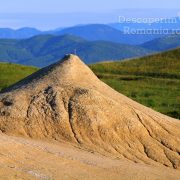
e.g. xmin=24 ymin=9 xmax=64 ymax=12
xmin=0 ymin=0 xmax=179 ymax=30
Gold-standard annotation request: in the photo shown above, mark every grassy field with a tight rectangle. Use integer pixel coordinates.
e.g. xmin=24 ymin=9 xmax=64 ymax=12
xmin=0 ymin=63 xmax=38 ymax=91
xmin=90 ymin=48 xmax=180 ymax=119
xmin=0 ymin=48 xmax=179 ymax=119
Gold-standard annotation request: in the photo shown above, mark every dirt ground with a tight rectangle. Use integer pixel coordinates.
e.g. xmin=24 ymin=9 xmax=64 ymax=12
xmin=0 ymin=134 xmax=179 ymax=180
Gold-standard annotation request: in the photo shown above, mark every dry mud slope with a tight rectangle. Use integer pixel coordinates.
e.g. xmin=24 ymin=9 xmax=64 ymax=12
xmin=0 ymin=54 xmax=180 ymax=179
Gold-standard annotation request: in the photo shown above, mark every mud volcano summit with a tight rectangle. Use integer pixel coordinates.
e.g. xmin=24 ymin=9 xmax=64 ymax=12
xmin=0 ymin=54 xmax=180 ymax=172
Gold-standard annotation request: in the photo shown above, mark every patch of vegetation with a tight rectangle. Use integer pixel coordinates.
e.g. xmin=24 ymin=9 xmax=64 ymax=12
xmin=90 ymin=48 xmax=180 ymax=79
xmin=0 ymin=63 xmax=38 ymax=91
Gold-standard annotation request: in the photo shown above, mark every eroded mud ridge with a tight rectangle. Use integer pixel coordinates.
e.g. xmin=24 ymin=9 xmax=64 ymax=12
xmin=0 ymin=54 xmax=180 ymax=169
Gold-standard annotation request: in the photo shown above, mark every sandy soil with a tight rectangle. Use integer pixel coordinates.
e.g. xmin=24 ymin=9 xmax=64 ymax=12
xmin=0 ymin=133 xmax=180 ymax=180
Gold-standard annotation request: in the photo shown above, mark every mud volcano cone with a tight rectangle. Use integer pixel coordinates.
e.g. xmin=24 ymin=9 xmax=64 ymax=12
xmin=0 ymin=54 xmax=179 ymax=169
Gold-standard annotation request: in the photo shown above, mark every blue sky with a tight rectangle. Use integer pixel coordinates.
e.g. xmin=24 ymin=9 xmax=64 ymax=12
xmin=0 ymin=0 xmax=179 ymax=29
xmin=1 ymin=0 xmax=180 ymax=12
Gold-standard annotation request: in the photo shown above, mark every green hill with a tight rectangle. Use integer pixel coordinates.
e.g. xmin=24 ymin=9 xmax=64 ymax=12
xmin=90 ymin=48 xmax=180 ymax=119
xmin=0 ymin=48 xmax=179 ymax=119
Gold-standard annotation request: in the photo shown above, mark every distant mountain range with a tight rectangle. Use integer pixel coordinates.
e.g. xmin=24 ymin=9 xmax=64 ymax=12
xmin=0 ymin=18 xmax=179 ymax=45
xmin=0 ymin=34 xmax=152 ymax=67
xmin=56 ymin=24 xmax=126 ymax=42
xmin=0 ymin=27 xmax=41 ymax=39
xmin=55 ymin=24 xmax=164 ymax=45
xmin=0 ymin=32 xmax=179 ymax=67
xmin=0 ymin=20 xmax=179 ymax=67
xmin=141 ymin=34 xmax=180 ymax=51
